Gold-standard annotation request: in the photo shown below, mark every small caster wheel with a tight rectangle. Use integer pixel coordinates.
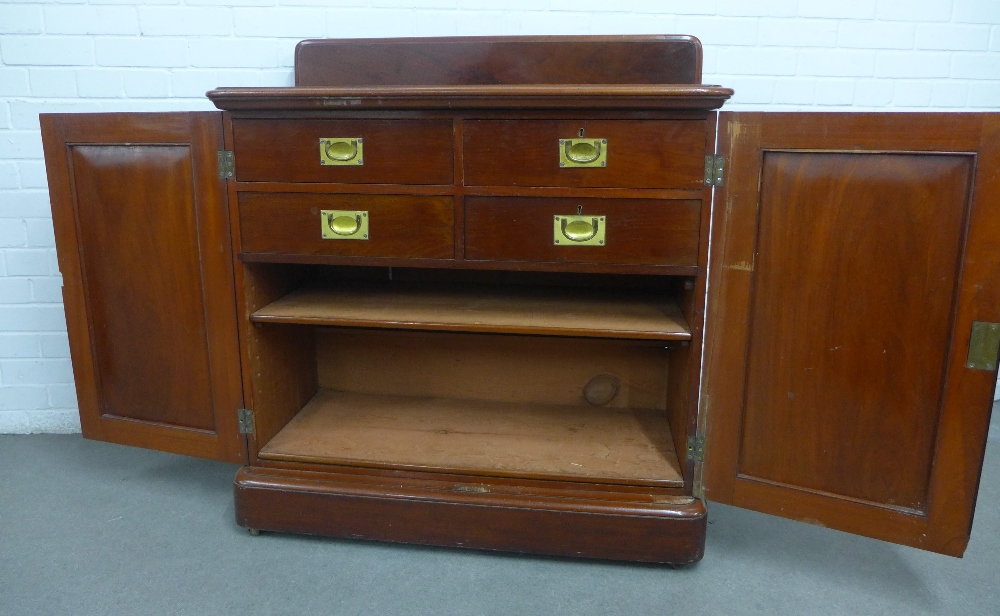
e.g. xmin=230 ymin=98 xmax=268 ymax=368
xmin=248 ymin=528 xmax=260 ymax=536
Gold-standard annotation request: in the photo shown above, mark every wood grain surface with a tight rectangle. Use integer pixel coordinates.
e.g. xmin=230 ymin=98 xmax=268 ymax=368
xmin=40 ymin=112 xmax=246 ymax=463
xmin=231 ymin=118 xmax=454 ymax=184
xmin=71 ymin=144 xmax=219 ymax=428
xmin=208 ymin=85 xmax=733 ymax=111
xmin=235 ymin=465 xmax=707 ymax=563
xmin=740 ymin=151 xmax=972 ymax=511
xmin=238 ymin=263 xmax=320 ymax=461
xmin=238 ymin=192 xmax=455 ymax=259
xmin=258 ymin=389 xmax=684 ymax=487
xmin=465 ymin=197 xmax=701 ymax=267
xmin=250 ymin=283 xmax=691 ymax=340
xmin=702 ymin=112 xmax=998 ymax=557
xmin=315 ymin=329 xmax=670 ymax=410
xmin=463 ymin=119 xmax=706 ymax=189
xmin=294 ymin=35 xmax=704 ymax=86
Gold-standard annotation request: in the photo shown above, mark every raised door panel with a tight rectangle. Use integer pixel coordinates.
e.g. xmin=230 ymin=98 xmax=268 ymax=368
xmin=41 ymin=112 xmax=246 ymax=463
xmin=703 ymin=113 xmax=1000 ymax=556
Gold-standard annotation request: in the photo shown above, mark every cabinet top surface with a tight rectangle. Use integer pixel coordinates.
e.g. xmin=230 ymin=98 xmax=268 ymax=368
xmin=207 ymin=84 xmax=734 ymax=111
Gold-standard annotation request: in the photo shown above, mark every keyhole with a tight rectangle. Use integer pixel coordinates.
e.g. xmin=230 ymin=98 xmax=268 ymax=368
xmin=577 ymin=205 xmax=583 ymax=215
xmin=578 ymin=128 xmax=585 ymax=137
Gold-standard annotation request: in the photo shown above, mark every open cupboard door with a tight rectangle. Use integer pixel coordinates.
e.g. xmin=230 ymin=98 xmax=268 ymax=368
xmin=41 ymin=112 xmax=246 ymax=464
xmin=702 ymin=112 xmax=1000 ymax=556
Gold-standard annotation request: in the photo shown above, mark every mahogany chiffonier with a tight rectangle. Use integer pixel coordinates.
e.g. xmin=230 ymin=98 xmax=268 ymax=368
xmin=39 ymin=36 xmax=1000 ymax=564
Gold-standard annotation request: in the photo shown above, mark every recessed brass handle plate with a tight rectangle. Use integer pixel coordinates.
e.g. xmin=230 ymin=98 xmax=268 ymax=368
xmin=319 ymin=138 xmax=363 ymax=166
xmin=967 ymin=321 xmax=1000 ymax=371
xmin=321 ymin=210 xmax=368 ymax=240
xmin=559 ymin=138 xmax=607 ymax=168
xmin=553 ymin=215 xmax=605 ymax=246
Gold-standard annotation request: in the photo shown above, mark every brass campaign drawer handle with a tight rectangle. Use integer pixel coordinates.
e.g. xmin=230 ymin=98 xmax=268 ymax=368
xmin=559 ymin=138 xmax=607 ymax=168
xmin=553 ymin=215 xmax=606 ymax=246
xmin=319 ymin=138 xmax=363 ymax=166
xmin=321 ymin=210 xmax=368 ymax=240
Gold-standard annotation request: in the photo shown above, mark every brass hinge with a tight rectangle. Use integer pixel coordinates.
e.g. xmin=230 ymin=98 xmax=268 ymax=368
xmin=217 ymin=150 xmax=234 ymax=179
xmin=967 ymin=321 xmax=1000 ymax=371
xmin=686 ymin=435 xmax=706 ymax=462
xmin=704 ymin=154 xmax=725 ymax=186
xmin=237 ymin=408 xmax=255 ymax=435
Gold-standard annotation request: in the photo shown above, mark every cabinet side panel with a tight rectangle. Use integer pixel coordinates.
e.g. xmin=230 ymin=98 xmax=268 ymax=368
xmin=240 ymin=263 xmax=319 ymax=458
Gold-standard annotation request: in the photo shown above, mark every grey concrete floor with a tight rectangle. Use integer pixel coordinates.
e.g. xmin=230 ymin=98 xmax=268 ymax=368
xmin=1 ymin=403 xmax=998 ymax=616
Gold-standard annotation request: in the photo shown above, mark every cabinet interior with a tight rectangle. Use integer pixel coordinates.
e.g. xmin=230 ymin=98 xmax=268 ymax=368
xmin=242 ymin=263 xmax=698 ymax=489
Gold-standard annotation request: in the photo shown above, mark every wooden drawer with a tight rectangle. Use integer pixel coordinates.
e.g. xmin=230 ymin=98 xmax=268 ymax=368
xmin=239 ymin=192 xmax=454 ymax=259
xmin=231 ymin=119 xmax=454 ymax=184
xmin=463 ymin=120 xmax=706 ymax=189
xmin=464 ymin=197 xmax=700 ymax=266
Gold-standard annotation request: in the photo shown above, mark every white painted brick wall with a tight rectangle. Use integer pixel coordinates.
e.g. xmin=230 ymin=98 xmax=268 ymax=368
xmin=1 ymin=0 xmax=999 ymax=433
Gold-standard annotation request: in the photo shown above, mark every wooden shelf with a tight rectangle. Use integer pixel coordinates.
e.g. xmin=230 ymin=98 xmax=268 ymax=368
xmin=258 ymin=390 xmax=684 ymax=487
xmin=250 ymin=283 xmax=691 ymax=341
